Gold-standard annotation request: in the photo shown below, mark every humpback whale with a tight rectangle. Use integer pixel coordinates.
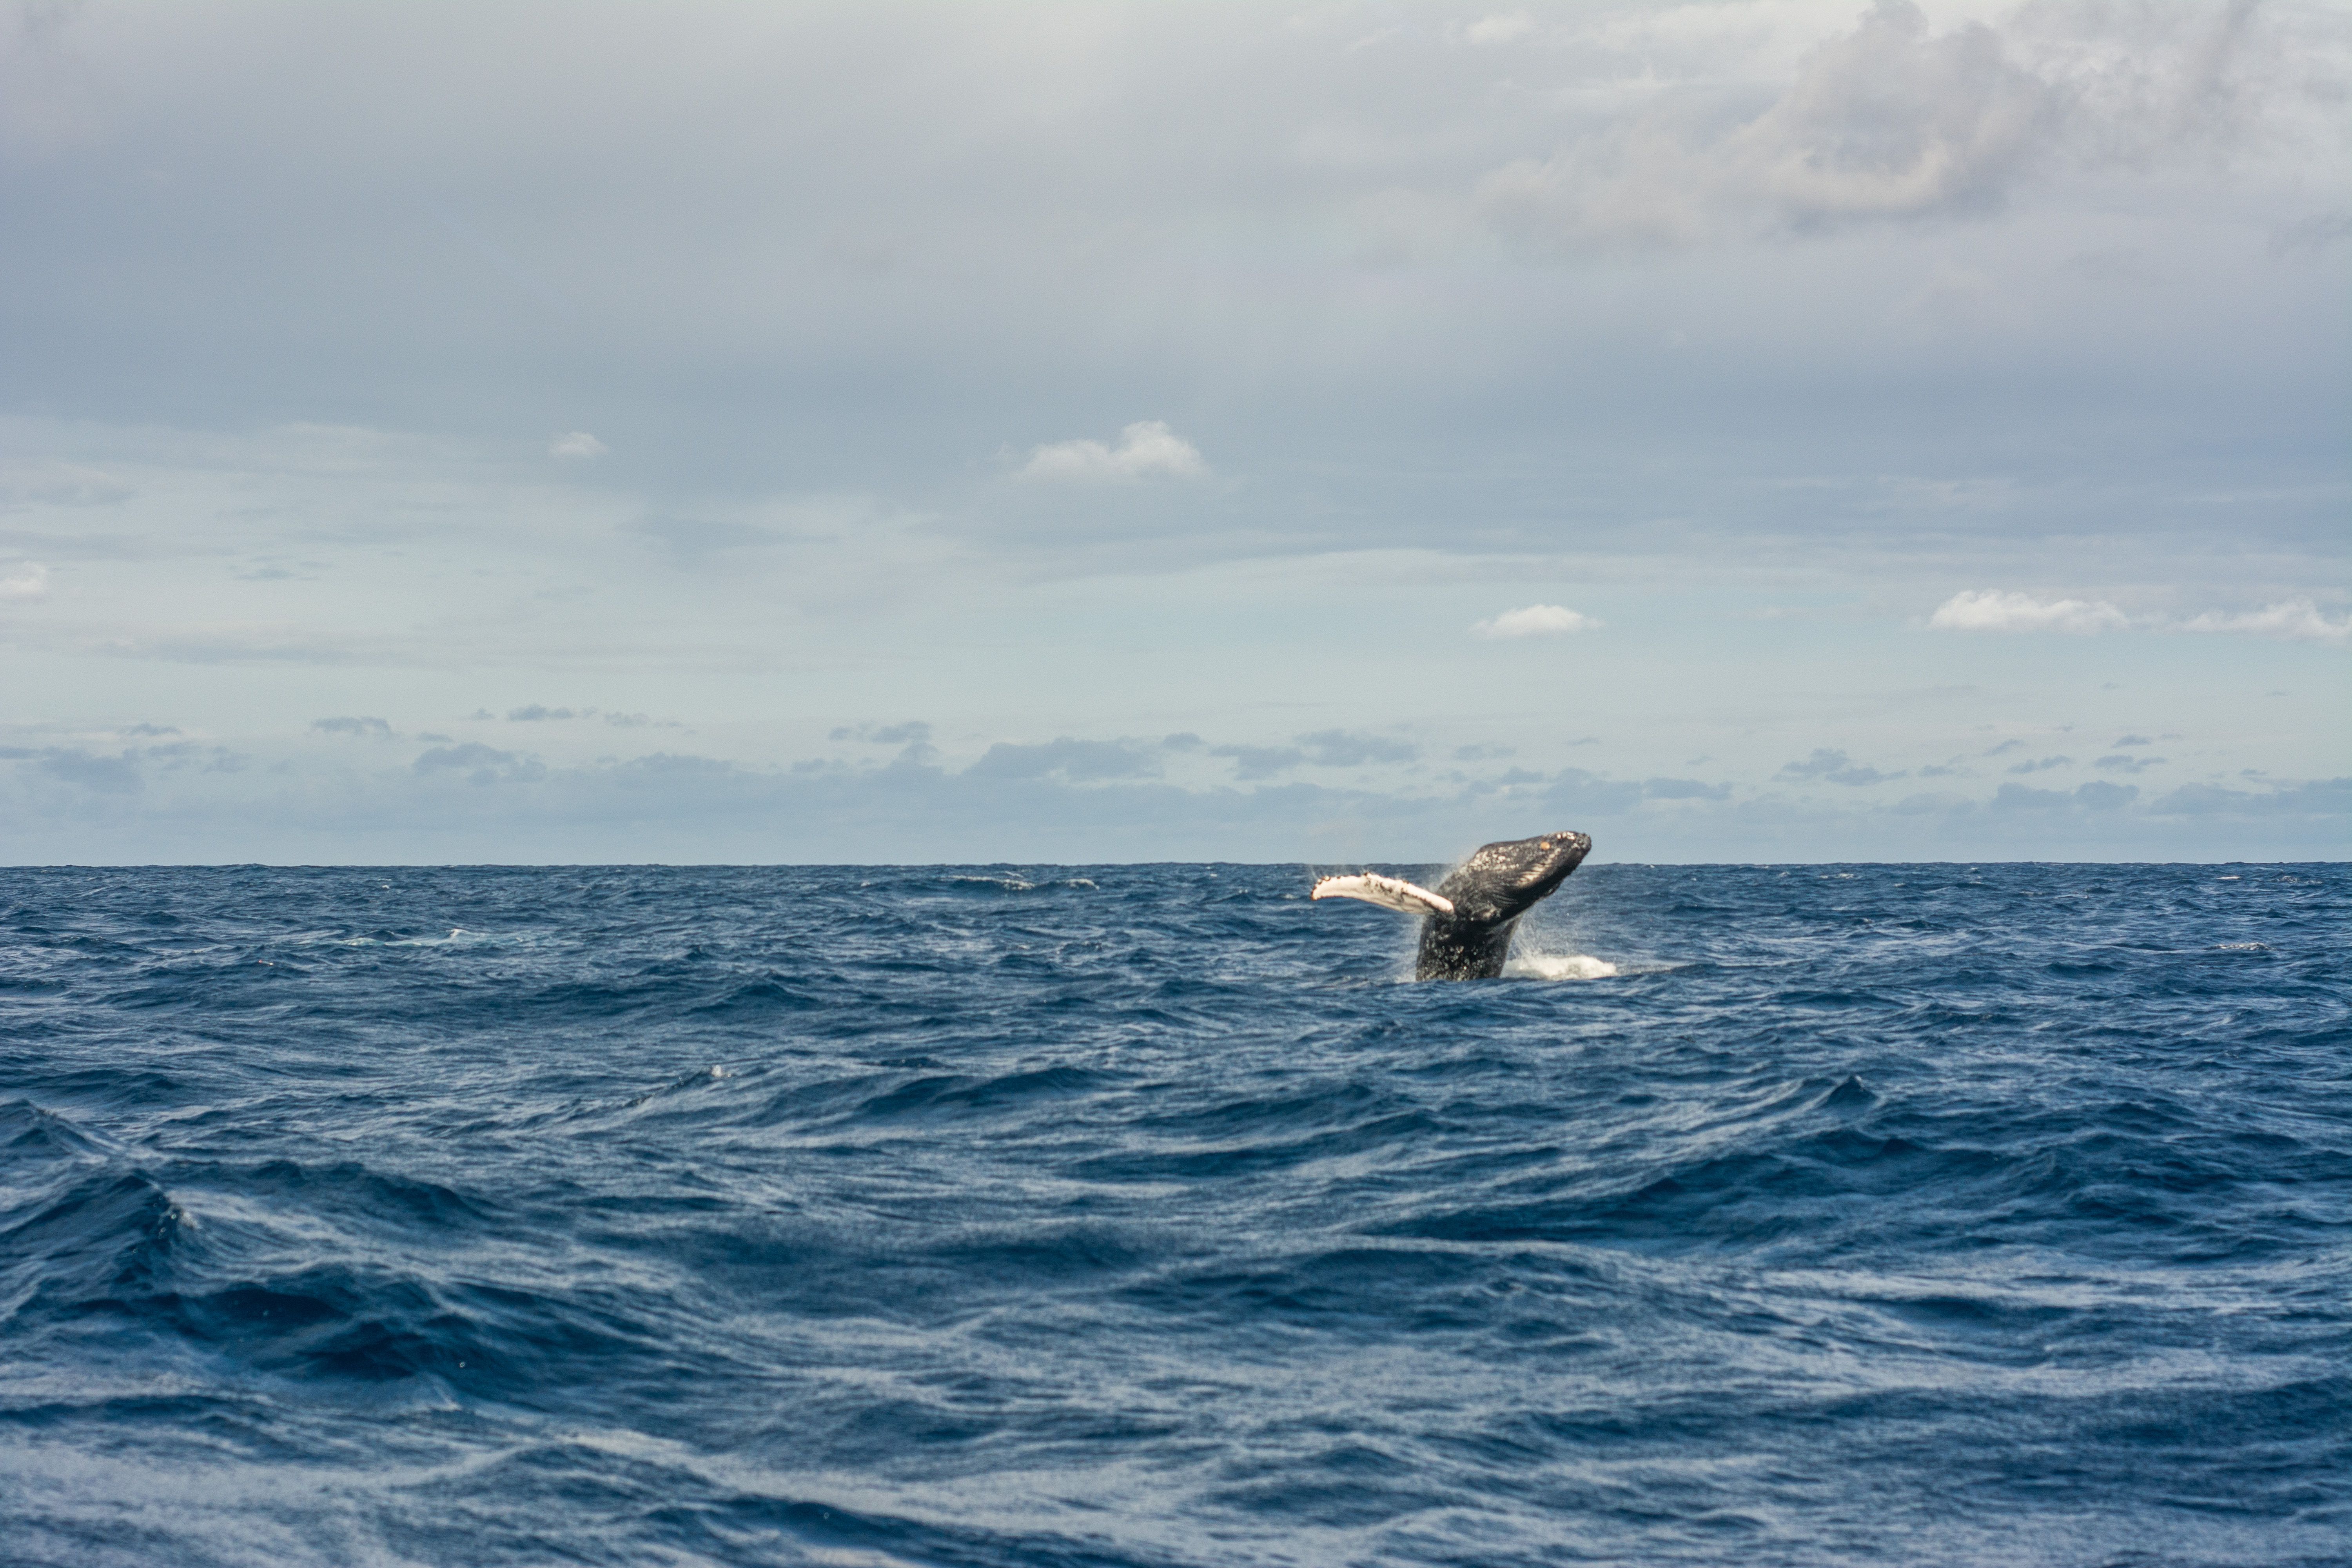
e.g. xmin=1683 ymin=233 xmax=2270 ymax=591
xmin=1312 ymin=829 xmax=1592 ymax=980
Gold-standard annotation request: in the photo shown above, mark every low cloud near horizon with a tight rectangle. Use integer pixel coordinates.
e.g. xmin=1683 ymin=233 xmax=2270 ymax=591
xmin=1931 ymin=591 xmax=2350 ymax=642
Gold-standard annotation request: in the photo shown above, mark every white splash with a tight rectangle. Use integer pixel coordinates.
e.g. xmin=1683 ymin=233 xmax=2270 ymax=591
xmin=1504 ymin=952 xmax=1620 ymax=980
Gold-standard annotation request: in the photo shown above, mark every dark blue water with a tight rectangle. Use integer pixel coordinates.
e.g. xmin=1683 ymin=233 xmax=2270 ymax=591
xmin=2 ymin=863 xmax=2346 ymax=1567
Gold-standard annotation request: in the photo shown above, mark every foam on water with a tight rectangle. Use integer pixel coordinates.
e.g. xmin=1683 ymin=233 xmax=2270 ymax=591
xmin=1501 ymin=951 xmax=1621 ymax=980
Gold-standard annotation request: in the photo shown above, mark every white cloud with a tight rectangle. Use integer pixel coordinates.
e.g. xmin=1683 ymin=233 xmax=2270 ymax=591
xmin=1931 ymin=591 xmax=2351 ymax=641
xmin=0 ymin=563 xmax=50 ymax=602
xmin=1472 ymin=604 xmax=1600 ymax=639
xmin=1928 ymin=589 xmax=2128 ymax=634
xmin=1478 ymin=2 xmax=2057 ymax=248
xmin=2178 ymin=600 xmax=2350 ymax=644
xmin=1472 ymin=0 xmax=2335 ymax=251
xmin=1463 ymin=13 xmax=1537 ymax=47
xmin=1016 ymin=421 xmax=1206 ymax=484
xmin=549 ymin=432 xmax=608 ymax=460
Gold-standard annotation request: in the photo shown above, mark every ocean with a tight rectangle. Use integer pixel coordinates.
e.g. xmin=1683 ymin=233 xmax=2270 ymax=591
xmin=2 ymin=862 xmax=2345 ymax=1567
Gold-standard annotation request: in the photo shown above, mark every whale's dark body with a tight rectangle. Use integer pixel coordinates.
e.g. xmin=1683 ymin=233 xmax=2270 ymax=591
xmin=1313 ymin=829 xmax=1594 ymax=980
xmin=1412 ymin=830 xmax=1593 ymax=979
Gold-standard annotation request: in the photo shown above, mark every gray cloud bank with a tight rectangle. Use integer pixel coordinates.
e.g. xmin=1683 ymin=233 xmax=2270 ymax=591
xmin=2 ymin=730 xmax=2339 ymax=866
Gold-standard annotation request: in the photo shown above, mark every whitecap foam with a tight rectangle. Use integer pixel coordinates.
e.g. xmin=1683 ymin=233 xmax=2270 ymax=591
xmin=1503 ymin=952 xmax=1620 ymax=981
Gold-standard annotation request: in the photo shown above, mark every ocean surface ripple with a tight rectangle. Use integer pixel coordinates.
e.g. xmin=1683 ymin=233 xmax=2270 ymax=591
xmin=2 ymin=863 xmax=2346 ymax=1567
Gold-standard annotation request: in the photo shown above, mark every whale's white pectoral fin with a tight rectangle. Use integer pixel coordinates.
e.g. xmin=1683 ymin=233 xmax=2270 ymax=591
xmin=1311 ymin=873 xmax=1454 ymax=918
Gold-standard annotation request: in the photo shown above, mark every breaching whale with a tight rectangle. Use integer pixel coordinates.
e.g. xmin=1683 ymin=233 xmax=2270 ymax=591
xmin=1312 ymin=829 xmax=1592 ymax=980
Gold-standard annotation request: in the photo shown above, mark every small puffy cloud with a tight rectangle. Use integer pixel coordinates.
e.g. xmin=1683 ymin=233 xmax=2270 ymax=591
xmin=2177 ymin=600 xmax=2350 ymax=643
xmin=1929 ymin=590 xmax=2129 ymax=634
xmin=2113 ymin=734 xmax=2153 ymax=748
xmin=1779 ymin=748 xmax=1904 ymax=787
xmin=2006 ymin=755 xmax=2072 ymax=774
xmin=2095 ymin=754 xmax=2165 ymax=774
xmin=312 ymin=716 xmax=393 ymax=738
xmin=1016 ymin=421 xmax=1206 ymax=483
xmin=508 ymin=704 xmax=579 ymax=721
xmin=549 ymin=431 xmax=607 ymax=460
xmin=1472 ymin=604 xmax=1600 ymax=639
xmin=1 ymin=563 xmax=51 ymax=601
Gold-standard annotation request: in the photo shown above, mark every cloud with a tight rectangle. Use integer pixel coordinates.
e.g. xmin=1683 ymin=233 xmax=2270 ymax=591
xmin=1 ymin=562 xmax=50 ymax=601
xmin=1932 ymin=593 xmax=2349 ymax=641
xmin=507 ymin=704 xmax=579 ymax=721
xmin=1461 ymin=13 xmax=1537 ymax=47
xmin=549 ymin=432 xmax=607 ymax=460
xmin=29 ymin=749 xmax=142 ymax=794
xmin=1294 ymin=730 xmax=1417 ymax=768
xmin=413 ymin=743 xmax=544 ymax=784
xmin=1992 ymin=780 xmax=2136 ymax=811
xmin=1210 ymin=730 xmax=1417 ymax=779
xmin=1778 ymin=748 xmax=1904 ymax=787
xmin=312 ymin=715 xmax=393 ymax=738
xmin=1929 ymin=590 xmax=2129 ymax=634
xmin=1016 ymin=421 xmax=1206 ymax=484
xmin=1478 ymin=1 xmax=2057 ymax=248
xmin=1471 ymin=605 xmax=1600 ymax=639
xmin=2270 ymin=210 xmax=2352 ymax=258
xmin=2147 ymin=779 xmax=2352 ymax=818
xmin=1641 ymin=777 xmax=1730 ymax=801
xmin=1474 ymin=0 xmax=2328 ymax=253
xmin=831 ymin=721 xmax=933 ymax=745
xmin=1211 ymin=744 xmax=1304 ymax=781
xmin=2177 ymin=600 xmax=2350 ymax=643
xmin=2005 ymin=755 xmax=2072 ymax=774
xmin=2112 ymin=734 xmax=2153 ymax=748
xmin=2094 ymin=754 xmax=2165 ymax=774
xmin=963 ymin=737 xmax=1160 ymax=782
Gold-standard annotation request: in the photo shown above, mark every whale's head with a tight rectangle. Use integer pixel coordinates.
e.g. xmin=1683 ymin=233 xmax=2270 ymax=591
xmin=1436 ymin=829 xmax=1592 ymax=924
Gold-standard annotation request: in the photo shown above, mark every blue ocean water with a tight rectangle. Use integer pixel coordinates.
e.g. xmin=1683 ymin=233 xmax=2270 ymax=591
xmin=1 ymin=862 xmax=2346 ymax=1568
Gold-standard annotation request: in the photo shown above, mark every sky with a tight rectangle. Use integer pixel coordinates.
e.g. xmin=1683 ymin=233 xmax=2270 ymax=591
xmin=1 ymin=0 xmax=2345 ymax=864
